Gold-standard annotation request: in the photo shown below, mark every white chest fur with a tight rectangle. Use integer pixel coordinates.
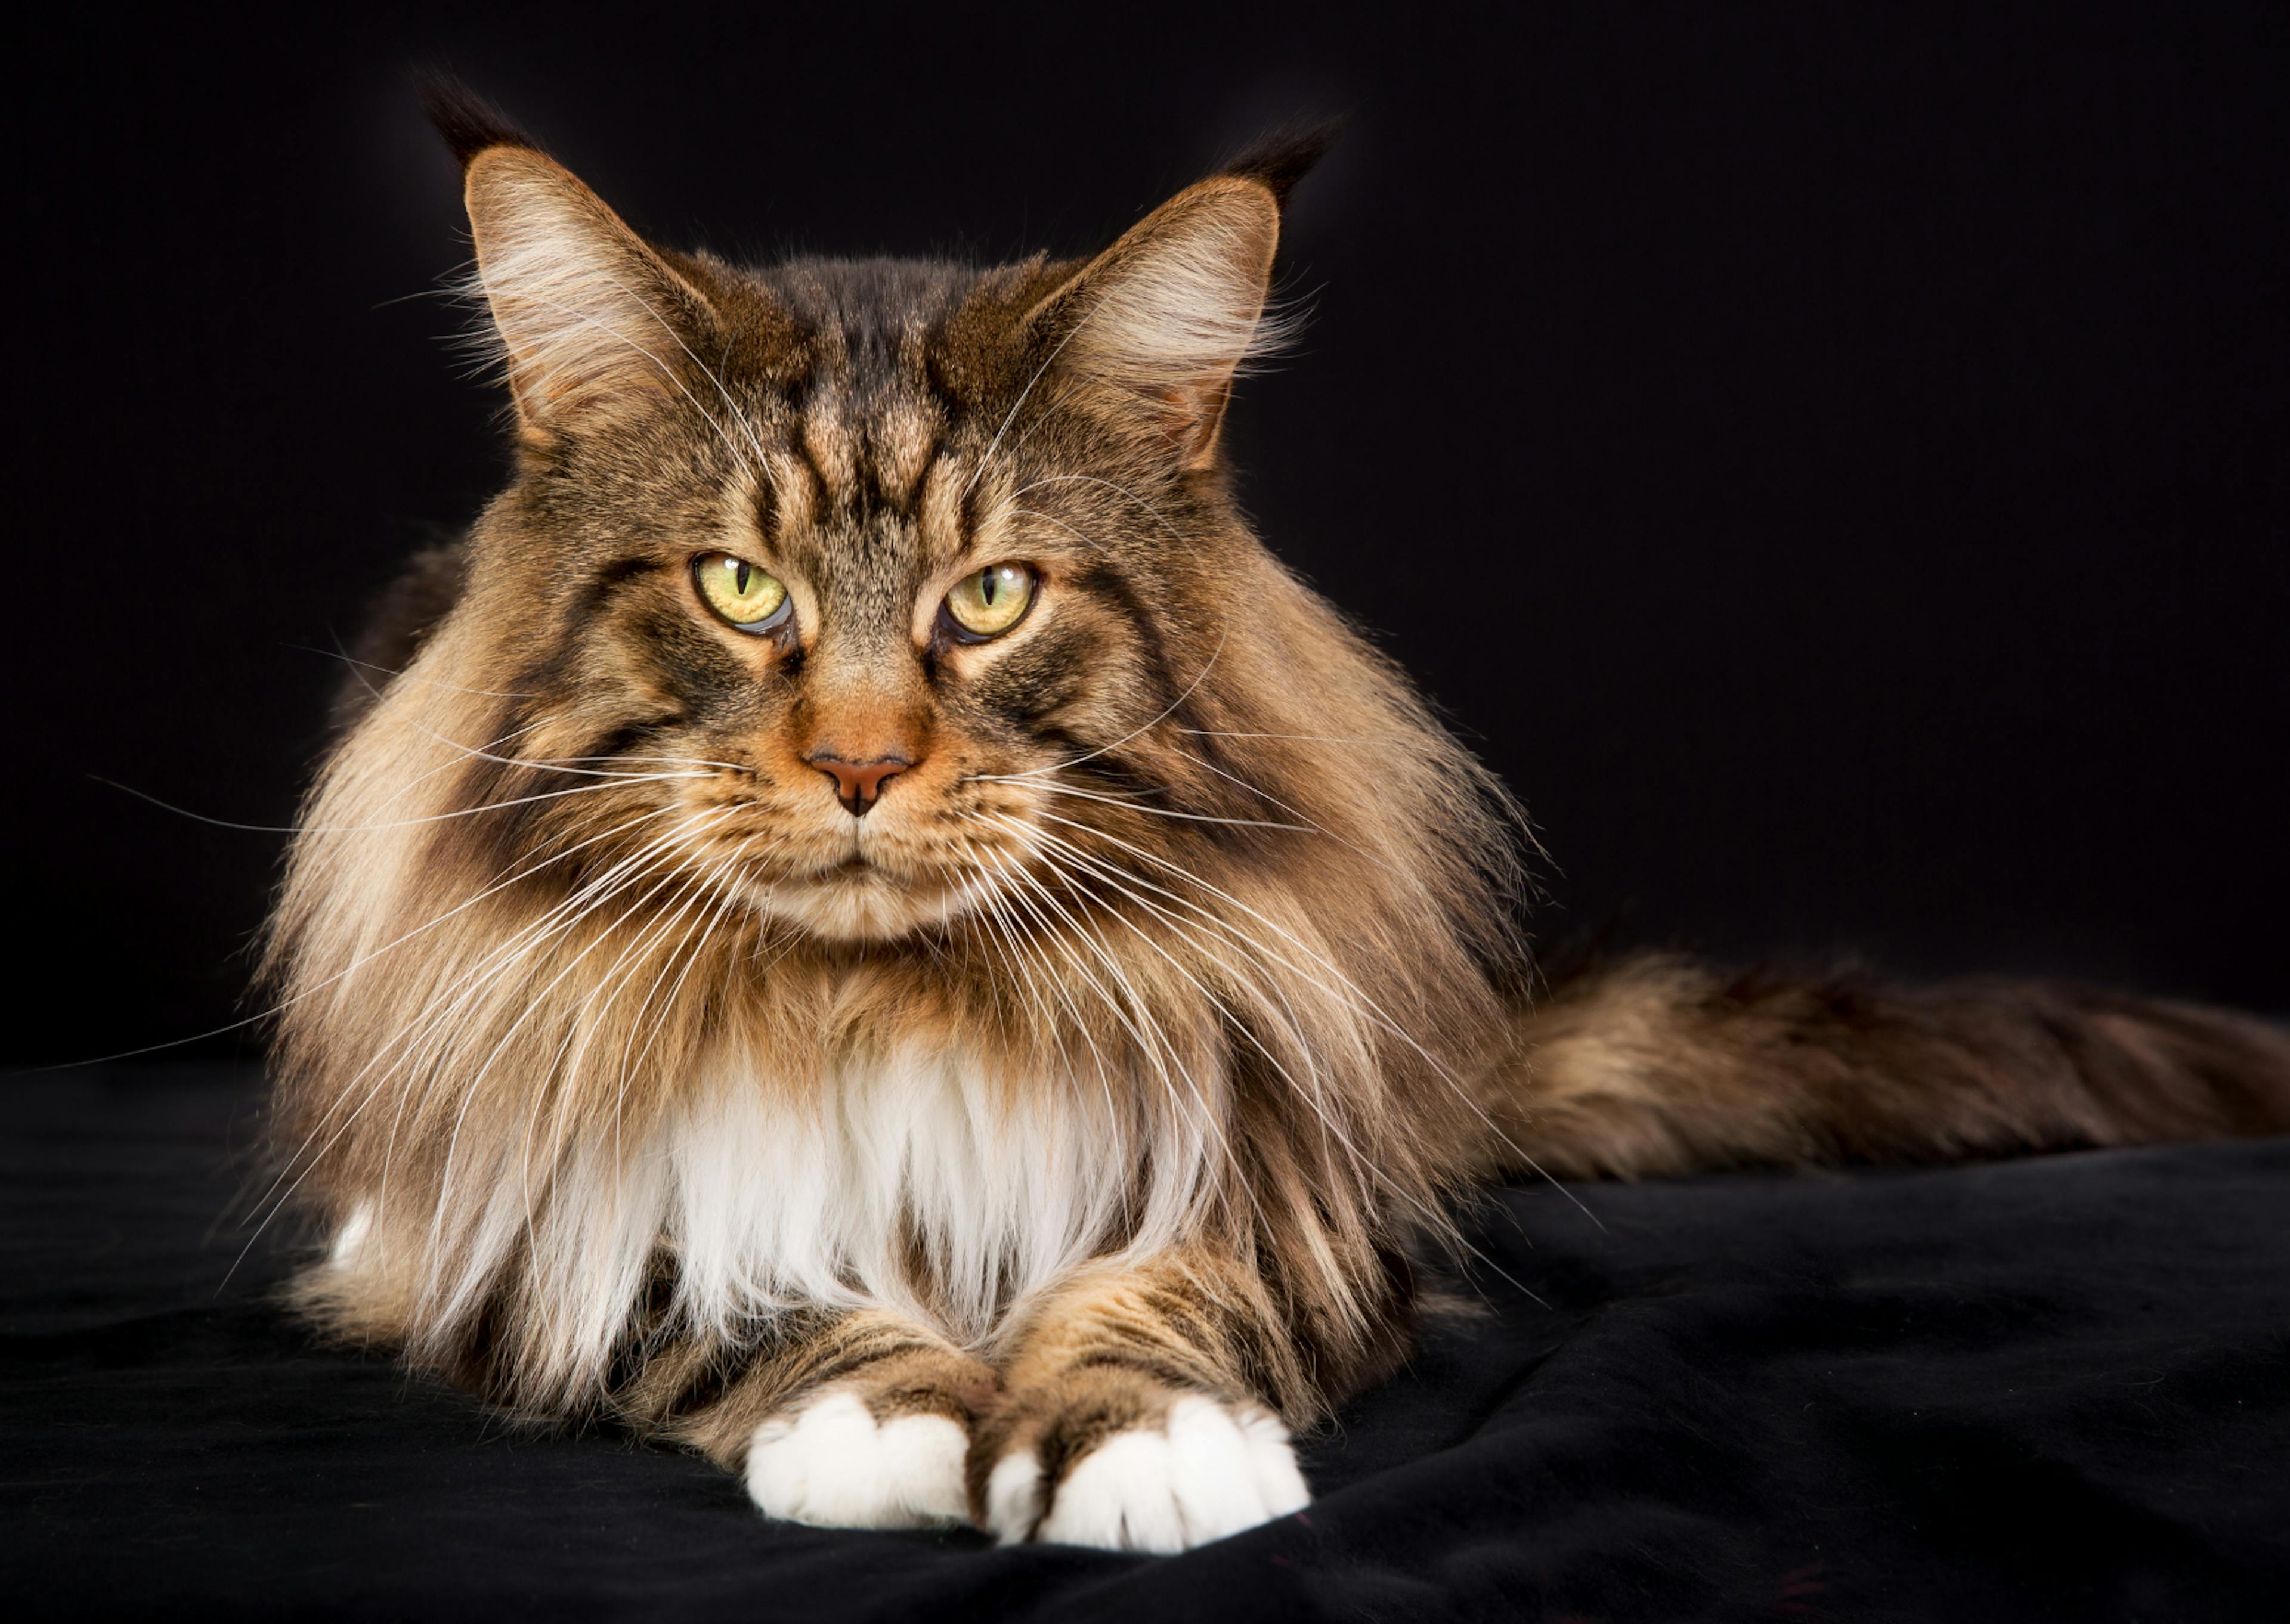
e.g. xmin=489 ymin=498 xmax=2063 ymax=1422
xmin=658 ymin=1039 xmax=1211 ymax=1349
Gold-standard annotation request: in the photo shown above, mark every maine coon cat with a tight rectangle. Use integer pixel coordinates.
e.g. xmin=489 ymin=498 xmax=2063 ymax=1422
xmin=264 ymin=86 xmax=2290 ymax=1554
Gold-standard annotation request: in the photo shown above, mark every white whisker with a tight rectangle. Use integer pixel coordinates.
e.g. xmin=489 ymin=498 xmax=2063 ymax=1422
xmin=979 ymin=618 xmax=1231 ymax=783
xmin=970 ymin=773 xmax=1312 ymax=832
xmin=98 ymin=770 xmax=708 ymax=837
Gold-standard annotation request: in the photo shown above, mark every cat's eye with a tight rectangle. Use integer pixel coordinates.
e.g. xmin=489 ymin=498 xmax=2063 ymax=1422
xmin=694 ymin=554 xmax=790 ymax=632
xmin=942 ymin=563 xmax=1036 ymax=640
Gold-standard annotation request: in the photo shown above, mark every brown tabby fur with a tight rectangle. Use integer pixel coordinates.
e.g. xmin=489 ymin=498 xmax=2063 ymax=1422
xmin=261 ymin=86 xmax=2290 ymax=1542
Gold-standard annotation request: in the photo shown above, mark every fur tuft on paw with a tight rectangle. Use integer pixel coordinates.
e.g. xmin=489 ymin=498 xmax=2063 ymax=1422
xmin=745 ymin=1389 xmax=971 ymax=1530
xmin=982 ymin=1394 xmax=1308 ymax=1553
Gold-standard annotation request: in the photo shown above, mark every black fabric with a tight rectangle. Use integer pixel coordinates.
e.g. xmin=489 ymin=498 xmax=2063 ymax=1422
xmin=10 ymin=1069 xmax=2288 ymax=1620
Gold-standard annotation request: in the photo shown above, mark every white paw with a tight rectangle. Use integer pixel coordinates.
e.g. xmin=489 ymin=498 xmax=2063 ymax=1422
xmin=744 ymin=1389 xmax=970 ymax=1530
xmin=987 ymin=1396 xmax=1310 ymax=1553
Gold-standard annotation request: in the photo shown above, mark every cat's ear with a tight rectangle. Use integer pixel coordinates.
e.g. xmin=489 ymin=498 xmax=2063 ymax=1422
xmin=1033 ymin=131 xmax=1329 ymax=470
xmin=422 ymin=79 xmax=716 ymax=435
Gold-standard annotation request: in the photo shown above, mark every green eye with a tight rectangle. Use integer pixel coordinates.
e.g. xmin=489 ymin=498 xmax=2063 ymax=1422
xmin=695 ymin=554 xmax=789 ymax=631
xmin=943 ymin=563 xmax=1036 ymax=639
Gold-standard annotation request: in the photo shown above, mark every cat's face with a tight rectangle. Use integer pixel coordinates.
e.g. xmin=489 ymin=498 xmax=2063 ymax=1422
xmin=432 ymin=145 xmax=1293 ymax=944
xmin=467 ymin=287 xmax=1203 ymax=944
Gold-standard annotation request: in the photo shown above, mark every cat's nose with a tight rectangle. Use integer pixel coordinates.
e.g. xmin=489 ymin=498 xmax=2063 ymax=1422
xmin=804 ymin=751 xmax=912 ymax=817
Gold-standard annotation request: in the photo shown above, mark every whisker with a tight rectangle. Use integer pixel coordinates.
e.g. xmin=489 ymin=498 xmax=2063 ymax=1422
xmin=968 ymin=774 xmax=1313 ymax=833
xmin=289 ymin=643 xmax=537 ymax=700
xmin=1165 ymin=744 xmax=1429 ymax=887
xmin=970 ymin=819 xmax=1276 ymax=1247
xmin=1020 ymin=804 xmax=1601 ymax=1234
xmin=608 ymin=843 xmax=763 ymax=1169
xmin=478 ymin=284 xmax=762 ymax=479
xmin=1180 ymin=727 xmax=1421 ymax=748
xmin=978 ymin=618 xmax=1231 ymax=783
xmin=584 ymin=268 xmax=775 ymax=473
xmin=422 ymin=811 xmax=741 ymax=1266
xmin=960 ymin=311 xmax=1104 ymax=500
xmin=326 ymin=659 xmax=731 ymax=786
xmin=51 ymin=802 xmax=693 ymax=1074
xmin=233 ymin=807 xmax=733 ymax=1276
xmin=1007 ymin=474 xmax=1187 ymax=544
xmin=989 ymin=809 xmax=1552 ymax=1300
xmin=95 ymin=770 xmax=708 ymax=836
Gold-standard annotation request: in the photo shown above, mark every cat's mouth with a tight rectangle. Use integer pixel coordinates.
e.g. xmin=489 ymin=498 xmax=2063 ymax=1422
xmin=701 ymin=807 xmax=1025 ymax=940
xmin=742 ymin=852 xmax=994 ymax=943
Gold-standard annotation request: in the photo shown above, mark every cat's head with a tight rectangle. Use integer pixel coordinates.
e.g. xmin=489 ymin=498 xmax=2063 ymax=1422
xmin=394 ymin=90 xmax=1480 ymax=952
xmin=298 ymin=88 xmax=1524 ymax=1052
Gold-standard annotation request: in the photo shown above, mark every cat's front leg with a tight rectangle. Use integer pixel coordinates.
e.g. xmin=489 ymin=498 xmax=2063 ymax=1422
xmin=633 ymin=1309 xmax=1002 ymax=1530
xmin=971 ymin=1253 xmax=1314 ymax=1553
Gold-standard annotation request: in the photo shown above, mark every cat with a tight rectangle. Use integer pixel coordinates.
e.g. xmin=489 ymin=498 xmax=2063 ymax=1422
xmin=262 ymin=83 xmax=2290 ymax=1554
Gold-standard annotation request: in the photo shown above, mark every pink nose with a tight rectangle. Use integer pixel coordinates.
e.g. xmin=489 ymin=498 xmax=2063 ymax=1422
xmin=805 ymin=752 xmax=912 ymax=817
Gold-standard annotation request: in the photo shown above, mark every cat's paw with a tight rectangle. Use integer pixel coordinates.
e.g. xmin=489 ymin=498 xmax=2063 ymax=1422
xmin=745 ymin=1387 xmax=971 ymax=1530
xmin=979 ymin=1391 xmax=1310 ymax=1553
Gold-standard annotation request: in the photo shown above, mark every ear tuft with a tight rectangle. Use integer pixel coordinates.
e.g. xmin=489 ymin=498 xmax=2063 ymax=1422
xmin=1215 ymin=120 xmax=1340 ymax=207
xmin=417 ymin=71 xmax=540 ymax=171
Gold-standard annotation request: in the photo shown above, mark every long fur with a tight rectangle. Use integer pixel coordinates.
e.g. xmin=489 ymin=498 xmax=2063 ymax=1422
xmin=262 ymin=98 xmax=2290 ymax=1537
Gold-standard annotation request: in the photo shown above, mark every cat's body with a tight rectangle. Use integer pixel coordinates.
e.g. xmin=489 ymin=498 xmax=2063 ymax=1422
xmin=264 ymin=88 xmax=2290 ymax=1553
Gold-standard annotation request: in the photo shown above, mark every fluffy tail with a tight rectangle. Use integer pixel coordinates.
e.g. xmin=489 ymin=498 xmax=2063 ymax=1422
xmin=1474 ymin=954 xmax=2290 ymax=1181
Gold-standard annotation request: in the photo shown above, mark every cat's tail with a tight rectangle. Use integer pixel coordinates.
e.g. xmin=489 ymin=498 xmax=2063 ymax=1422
xmin=1470 ymin=954 xmax=2290 ymax=1181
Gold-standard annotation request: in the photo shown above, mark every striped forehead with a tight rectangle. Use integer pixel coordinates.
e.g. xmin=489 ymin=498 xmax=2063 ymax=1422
xmin=794 ymin=377 xmax=942 ymax=523
xmin=744 ymin=259 xmax=983 ymax=602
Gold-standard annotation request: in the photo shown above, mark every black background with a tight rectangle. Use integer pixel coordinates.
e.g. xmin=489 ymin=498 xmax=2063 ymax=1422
xmin=11 ymin=13 xmax=2290 ymax=1615
xmin=8 ymin=3 xmax=2286 ymax=1065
